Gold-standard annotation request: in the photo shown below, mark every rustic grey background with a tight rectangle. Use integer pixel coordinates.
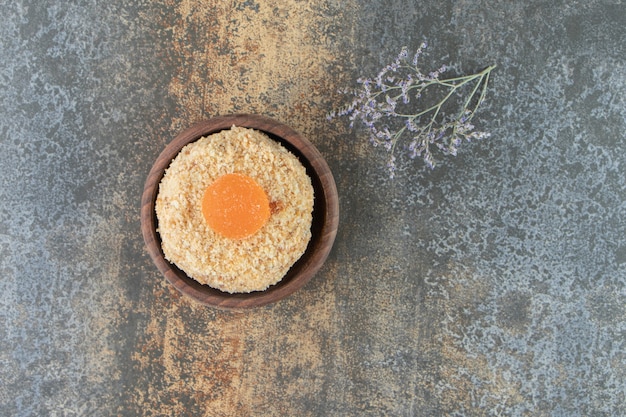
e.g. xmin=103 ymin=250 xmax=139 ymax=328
xmin=1 ymin=0 xmax=625 ymax=415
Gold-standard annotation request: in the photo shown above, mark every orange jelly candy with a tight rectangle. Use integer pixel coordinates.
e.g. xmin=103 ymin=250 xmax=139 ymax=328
xmin=201 ymin=173 xmax=271 ymax=239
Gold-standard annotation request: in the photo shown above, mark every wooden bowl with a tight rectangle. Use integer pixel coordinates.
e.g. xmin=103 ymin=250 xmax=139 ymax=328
xmin=141 ymin=114 xmax=339 ymax=309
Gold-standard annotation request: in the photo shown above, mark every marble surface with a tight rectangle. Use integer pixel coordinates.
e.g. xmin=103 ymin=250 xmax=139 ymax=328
xmin=1 ymin=0 xmax=625 ymax=415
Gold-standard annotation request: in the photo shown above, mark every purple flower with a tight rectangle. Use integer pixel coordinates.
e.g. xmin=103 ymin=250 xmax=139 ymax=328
xmin=329 ymin=44 xmax=495 ymax=175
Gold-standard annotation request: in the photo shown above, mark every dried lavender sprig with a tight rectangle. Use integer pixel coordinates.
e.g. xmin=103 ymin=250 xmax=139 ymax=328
xmin=329 ymin=45 xmax=496 ymax=177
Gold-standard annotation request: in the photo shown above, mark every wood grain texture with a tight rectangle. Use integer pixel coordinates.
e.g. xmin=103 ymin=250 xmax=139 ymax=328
xmin=141 ymin=114 xmax=339 ymax=309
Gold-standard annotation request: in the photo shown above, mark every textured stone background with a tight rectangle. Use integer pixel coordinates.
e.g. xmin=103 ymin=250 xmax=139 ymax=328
xmin=1 ymin=0 xmax=625 ymax=416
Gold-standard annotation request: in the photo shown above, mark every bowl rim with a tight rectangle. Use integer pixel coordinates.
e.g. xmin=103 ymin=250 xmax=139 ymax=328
xmin=141 ymin=114 xmax=339 ymax=309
